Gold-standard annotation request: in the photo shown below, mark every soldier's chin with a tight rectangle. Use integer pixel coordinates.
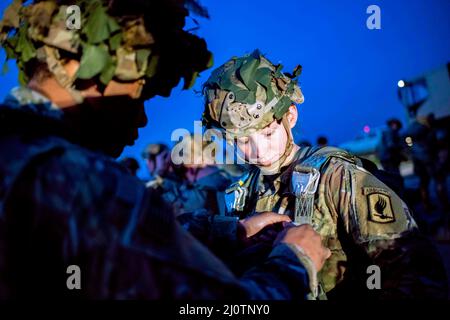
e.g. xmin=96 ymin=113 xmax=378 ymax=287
xmin=106 ymin=138 xmax=136 ymax=157
xmin=105 ymin=144 xmax=127 ymax=158
xmin=256 ymin=156 xmax=279 ymax=167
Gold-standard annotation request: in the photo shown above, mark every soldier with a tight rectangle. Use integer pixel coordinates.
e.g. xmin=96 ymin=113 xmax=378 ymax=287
xmin=200 ymin=50 xmax=448 ymax=299
xmin=404 ymin=111 xmax=444 ymax=213
xmin=119 ymin=156 xmax=140 ymax=176
xmin=0 ymin=1 xmax=330 ymax=299
xmin=377 ymin=118 xmax=406 ymax=176
xmin=142 ymin=143 xmax=172 ymax=188
xmin=166 ymin=133 xmax=233 ymax=216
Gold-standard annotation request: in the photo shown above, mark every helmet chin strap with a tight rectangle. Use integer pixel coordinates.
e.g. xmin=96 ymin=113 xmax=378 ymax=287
xmin=235 ymin=114 xmax=297 ymax=175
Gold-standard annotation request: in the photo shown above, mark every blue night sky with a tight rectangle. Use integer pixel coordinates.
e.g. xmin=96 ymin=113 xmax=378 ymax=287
xmin=1 ymin=0 xmax=449 ymax=179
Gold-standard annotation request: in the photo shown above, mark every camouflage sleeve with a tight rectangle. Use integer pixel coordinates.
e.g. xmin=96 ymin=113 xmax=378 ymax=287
xmin=7 ymin=147 xmax=312 ymax=299
xmin=238 ymin=243 xmax=313 ymax=299
xmin=327 ymin=159 xmax=448 ymax=299
xmin=135 ymin=194 xmax=314 ymax=300
xmin=177 ymin=210 xmax=240 ymax=246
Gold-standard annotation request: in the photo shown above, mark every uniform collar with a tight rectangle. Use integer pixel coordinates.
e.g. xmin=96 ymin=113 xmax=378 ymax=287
xmin=256 ymin=148 xmax=308 ymax=196
xmin=2 ymin=86 xmax=63 ymax=121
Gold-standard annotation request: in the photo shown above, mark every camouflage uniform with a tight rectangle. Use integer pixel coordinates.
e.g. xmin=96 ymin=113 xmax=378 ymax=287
xmin=199 ymin=50 xmax=448 ymax=299
xmin=142 ymin=143 xmax=171 ymax=186
xmin=146 ymin=136 xmax=233 ymax=216
xmin=155 ymin=167 xmax=231 ymax=216
xmin=0 ymin=1 xmax=316 ymax=299
xmin=0 ymin=87 xmax=315 ymax=299
xmin=227 ymin=146 xmax=448 ymax=298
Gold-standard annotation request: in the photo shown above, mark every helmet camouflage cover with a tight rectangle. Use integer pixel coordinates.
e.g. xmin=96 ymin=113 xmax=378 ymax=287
xmin=202 ymin=50 xmax=304 ymax=137
xmin=0 ymin=0 xmax=212 ymax=100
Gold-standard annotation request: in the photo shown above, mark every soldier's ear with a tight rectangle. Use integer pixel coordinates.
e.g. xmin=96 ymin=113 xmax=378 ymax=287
xmin=287 ymin=104 xmax=298 ymax=128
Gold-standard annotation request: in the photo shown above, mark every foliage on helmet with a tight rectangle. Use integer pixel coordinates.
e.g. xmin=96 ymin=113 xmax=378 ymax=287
xmin=0 ymin=0 xmax=213 ymax=99
xmin=202 ymin=49 xmax=303 ymax=134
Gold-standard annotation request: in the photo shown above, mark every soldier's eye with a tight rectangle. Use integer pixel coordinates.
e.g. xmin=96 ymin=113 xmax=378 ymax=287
xmin=265 ymin=131 xmax=274 ymax=137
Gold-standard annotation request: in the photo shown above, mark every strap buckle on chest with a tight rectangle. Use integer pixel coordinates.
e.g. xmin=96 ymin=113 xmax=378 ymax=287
xmin=291 ymin=165 xmax=320 ymax=225
xmin=225 ymin=180 xmax=248 ymax=213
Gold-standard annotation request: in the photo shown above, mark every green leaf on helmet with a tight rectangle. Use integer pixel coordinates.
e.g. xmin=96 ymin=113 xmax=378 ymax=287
xmin=4 ymin=40 xmax=16 ymax=59
xmin=275 ymin=64 xmax=283 ymax=73
xmin=83 ymin=2 xmax=116 ymax=44
xmin=220 ymin=75 xmax=242 ymax=94
xmin=109 ymin=32 xmax=122 ymax=51
xmin=243 ymin=90 xmax=256 ymax=104
xmin=206 ymin=52 xmax=214 ymax=68
xmin=266 ymin=85 xmax=275 ymax=104
xmin=255 ymin=67 xmax=271 ymax=89
xmin=234 ymin=89 xmax=249 ymax=102
xmin=249 ymin=49 xmax=262 ymax=60
xmin=136 ymin=48 xmax=151 ymax=71
xmin=16 ymin=26 xmax=36 ymax=63
xmin=107 ymin=15 xmax=121 ymax=34
xmin=18 ymin=69 xmax=27 ymax=86
xmin=99 ymin=58 xmax=116 ymax=85
xmin=76 ymin=44 xmax=109 ymax=79
xmin=237 ymin=56 xmax=258 ymax=91
xmin=273 ymin=96 xmax=292 ymax=119
xmin=274 ymin=63 xmax=284 ymax=78
xmin=293 ymin=65 xmax=302 ymax=77
xmin=206 ymin=69 xmax=220 ymax=86
xmin=145 ymin=54 xmax=159 ymax=78
xmin=183 ymin=71 xmax=199 ymax=89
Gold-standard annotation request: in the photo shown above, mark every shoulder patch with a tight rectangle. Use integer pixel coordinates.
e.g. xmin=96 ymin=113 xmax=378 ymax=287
xmin=367 ymin=192 xmax=395 ymax=224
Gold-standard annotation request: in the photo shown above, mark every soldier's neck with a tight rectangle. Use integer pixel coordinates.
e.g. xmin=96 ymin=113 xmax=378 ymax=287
xmin=284 ymin=144 xmax=301 ymax=166
xmin=258 ymin=144 xmax=300 ymax=176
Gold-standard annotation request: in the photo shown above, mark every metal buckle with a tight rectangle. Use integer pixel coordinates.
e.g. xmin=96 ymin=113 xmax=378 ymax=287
xmin=291 ymin=165 xmax=320 ymax=225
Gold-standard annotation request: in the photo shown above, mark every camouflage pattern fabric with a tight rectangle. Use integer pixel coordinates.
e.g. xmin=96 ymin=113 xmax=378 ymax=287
xmin=202 ymin=50 xmax=303 ymax=137
xmin=0 ymin=0 xmax=212 ymax=99
xmin=148 ymin=168 xmax=231 ymax=216
xmin=224 ymin=147 xmax=448 ymax=299
xmin=0 ymin=87 xmax=314 ymax=299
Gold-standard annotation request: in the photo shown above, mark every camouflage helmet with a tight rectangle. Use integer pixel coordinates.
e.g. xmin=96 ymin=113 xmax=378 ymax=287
xmin=0 ymin=0 xmax=212 ymax=101
xmin=202 ymin=50 xmax=304 ymax=136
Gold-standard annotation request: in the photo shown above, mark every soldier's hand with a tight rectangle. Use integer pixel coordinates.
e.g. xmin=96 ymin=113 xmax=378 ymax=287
xmin=275 ymin=224 xmax=331 ymax=272
xmin=238 ymin=212 xmax=291 ymax=240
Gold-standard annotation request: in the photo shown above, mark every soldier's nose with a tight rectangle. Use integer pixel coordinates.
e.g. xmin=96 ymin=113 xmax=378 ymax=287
xmin=253 ymin=139 xmax=267 ymax=160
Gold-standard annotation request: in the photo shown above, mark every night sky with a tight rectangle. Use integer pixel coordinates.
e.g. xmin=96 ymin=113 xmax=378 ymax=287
xmin=1 ymin=0 xmax=449 ymax=179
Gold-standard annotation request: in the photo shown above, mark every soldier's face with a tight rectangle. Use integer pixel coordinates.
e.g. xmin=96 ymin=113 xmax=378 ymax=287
xmin=103 ymin=79 xmax=146 ymax=100
xmin=146 ymin=151 xmax=171 ymax=176
xmin=236 ymin=120 xmax=288 ymax=167
xmin=64 ymin=59 xmax=146 ymax=100
xmin=235 ymin=105 xmax=298 ymax=167
xmin=64 ymin=96 xmax=148 ymax=157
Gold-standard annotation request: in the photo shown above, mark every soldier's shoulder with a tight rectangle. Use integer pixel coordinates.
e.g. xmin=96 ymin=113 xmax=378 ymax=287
xmin=196 ymin=168 xmax=232 ymax=190
xmin=316 ymin=151 xmax=418 ymax=240
xmin=40 ymin=138 xmax=128 ymax=176
xmin=26 ymin=136 xmax=142 ymax=200
xmin=297 ymin=146 xmax=358 ymax=173
xmin=226 ymin=166 xmax=258 ymax=189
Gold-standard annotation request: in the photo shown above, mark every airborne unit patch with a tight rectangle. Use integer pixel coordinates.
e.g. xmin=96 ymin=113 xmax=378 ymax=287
xmin=367 ymin=193 xmax=396 ymax=223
